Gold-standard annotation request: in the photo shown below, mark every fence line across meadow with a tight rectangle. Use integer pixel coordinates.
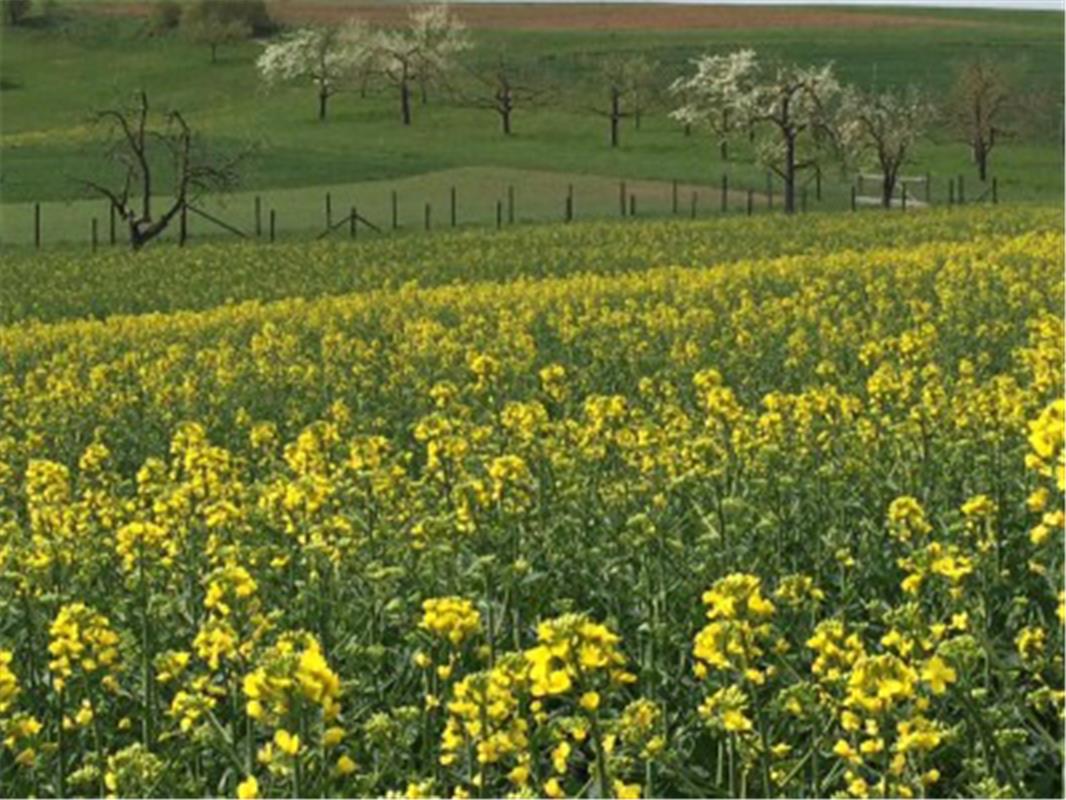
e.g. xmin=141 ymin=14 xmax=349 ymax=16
xmin=9 ymin=170 xmax=999 ymax=251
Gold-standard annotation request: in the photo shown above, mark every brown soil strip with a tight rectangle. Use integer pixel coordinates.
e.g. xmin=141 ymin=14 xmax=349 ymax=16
xmin=86 ymin=2 xmax=978 ymax=32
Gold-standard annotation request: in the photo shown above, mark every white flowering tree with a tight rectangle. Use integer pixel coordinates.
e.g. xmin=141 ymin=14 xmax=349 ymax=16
xmin=374 ymin=3 xmax=470 ymax=125
xmin=257 ymin=25 xmax=371 ymax=121
xmin=839 ymin=86 xmax=934 ymax=208
xmin=672 ymin=49 xmax=841 ymax=213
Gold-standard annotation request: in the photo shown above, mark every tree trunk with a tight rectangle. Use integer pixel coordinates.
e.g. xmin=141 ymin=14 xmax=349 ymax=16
xmin=401 ymin=80 xmax=411 ymax=125
xmin=882 ymin=171 xmax=895 ymax=209
xmin=501 ymin=108 xmax=512 ymax=135
xmin=783 ymin=135 xmax=796 ymax=214
xmin=318 ymin=88 xmax=328 ymax=121
xmin=977 ymin=142 xmax=988 ymax=181
xmin=720 ymin=139 xmax=728 ymax=161
xmin=610 ymin=89 xmax=620 ymax=148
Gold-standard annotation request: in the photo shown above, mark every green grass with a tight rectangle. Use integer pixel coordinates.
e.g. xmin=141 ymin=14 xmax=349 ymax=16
xmin=0 ymin=4 xmax=1061 ymax=224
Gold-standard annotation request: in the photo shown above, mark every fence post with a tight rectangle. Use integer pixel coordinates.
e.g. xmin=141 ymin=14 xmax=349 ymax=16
xmin=924 ymin=172 xmax=931 ymax=203
xmin=179 ymin=203 xmax=187 ymax=246
xmin=255 ymin=196 xmax=262 ymax=237
xmin=325 ymin=192 xmax=332 ymax=229
xmin=958 ymin=175 xmax=965 ymax=204
xmin=629 ymin=194 xmax=636 ymax=217
xmin=992 ymin=176 xmax=998 ymax=204
xmin=948 ymin=179 xmax=955 ymax=206
xmin=450 ymin=186 xmax=457 ymax=227
xmin=506 ymin=185 xmax=514 ymax=224
xmin=566 ymin=184 xmax=574 ymax=222
xmin=619 ymin=181 xmax=626 ymax=217
xmin=690 ymin=191 xmax=697 ymax=219
xmin=850 ymin=186 xmax=856 ymax=212
xmin=424 ymin=202 xmax=431 ymax=231
xmin=721 ymin=174 xmax=728 ymax=212
xmin=672 ymin=179 xmax=678 ymax=214
xmin=91 ymin=217 xmax=98 ymax=252
xmin=109 ymin=204 xmax=116 ymax=245
xmin=391 ymin=191 xmax=398 ymax=230
xmin=746 ymin=189 xmax=753 ymax=216
xmin=270 ymin=209 xmax=276 ymax=242
xmin=34 ymin=202 xmax=40 ymax=249
xmin=496 ymin=200 xmax=502 ymax=230
xmin=901 ymin=184 xmax=908 ymax=212
xmin=350 ymin=206 xmax=356 ymax=239
xmin=815 ymin=167 xmax=822 ymax=201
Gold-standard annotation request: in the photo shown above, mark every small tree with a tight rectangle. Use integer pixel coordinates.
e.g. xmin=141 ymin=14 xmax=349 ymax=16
xmin=257 ymin=27 xmax=354 ymax=121
xmin=947 ymin=59 xmax=1013 ymax=182
xmin=1 ymin=0 xmax=31 ymax=26
xmin=672 ymin=49 xmax=840 ymax=213
xmin=592 ymin=56 xmax=635 ymax=148
xmin=452 ymin=56 xmax=546 ymax=135
xmin=625 ymin=56 xmax=660 ymax=131
xmin=669 ymin=54 xmax=749 ymax=160
xmin=373 ymin=3 xmax=470 ymax=126
xmin=80 ymin=91 xmax=242 ymax=251
xmin=182 ymin=2 xmax=251 ymax=64
xmin=839 ymin=85 xmax=933 ymax=208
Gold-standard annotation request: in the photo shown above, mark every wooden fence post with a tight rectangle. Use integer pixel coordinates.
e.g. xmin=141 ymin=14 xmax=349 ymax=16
xmin=496 ymin=200 xmax=502 ymax=230
xmin=34 ymin=202 xmax=40 ymax=249
xmin=507 ymin=185 xmax=515 ymax=224
xmin=746 ymin=189 xmax=753 ymax=216
xmin=924 ymin=172 xmax=931 ymax=203
xmin=901 ymin=184 xmax=907 ymax=212
xmin=350 ymin=206 xmax=356 ymax=239
xmin=850 ymin=186 xmax=857 ymax=212
xmin=672 ymin=179 xmax=678 ymax=214
xmin=424 ymin=202 xmax=431 ymax=231
xmin=721 ymin=174 xmax=728 ymax=212
xmin=270 ymin=209 xmax=276 ymax=242
xmin=815 ymin=167 xmax=822 ymax=201
xmin=629 ymin=194 xmax=636 ymax=217
xmin=948 ymin=179 xmax=955 ymax=206
xmin=566 ymin=184 xmax=574 ymax=222
xmin=690 ymin=191 xmax=697 ymax=219
xmin=958 ymin=174 xmax=965 ymax=204
xmin=325 ymin=192 xmax=332 ymax=229
xmin=391 ymin=191 xmax=398 ymax=230
xmin=109 ymin=204 xmax=116 ymax=245
xmin=620 ymin=181 xmax=626 ymax=217
xmin=91 ymin=217 xmax=98 ymax=252
xmin=179 ymin=203 xmax=187 ymax=246
xmin=450 ymin=186 xmax=457 ymax=227
xmin=992 ymin=176 xmax=998 ymax=204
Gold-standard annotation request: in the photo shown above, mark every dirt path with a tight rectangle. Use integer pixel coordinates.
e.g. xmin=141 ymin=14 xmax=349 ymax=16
xmin=88 ymin=2 xmax=977 ymax=32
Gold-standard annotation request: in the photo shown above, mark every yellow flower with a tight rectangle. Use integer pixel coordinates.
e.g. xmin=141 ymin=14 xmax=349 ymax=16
xmin=236 ymin=776 xmax=258 ymax=800
xmin=274 ymin=729 xmax=300 ymax=757
xmin=833 ymin=739 xmax=861 ymax=765
xmin=336 ymin=755 xmax=357 ymax=775
xmin=544 ymin=777 xmax=564 ymax=798
xmin=920 ymin=656 xmax=956 ymax=695
xmin=580 ymin=691 xmax=600 ymax=712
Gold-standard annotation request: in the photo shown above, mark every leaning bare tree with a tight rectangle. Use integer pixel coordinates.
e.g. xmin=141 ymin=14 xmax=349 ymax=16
xmin=839 ymin=85 xmax=934 ymax=208
xmin=80 ymin=91 xmax=241 ymax=250
xmin=947 ymin=59 xmax=1014 ymax=182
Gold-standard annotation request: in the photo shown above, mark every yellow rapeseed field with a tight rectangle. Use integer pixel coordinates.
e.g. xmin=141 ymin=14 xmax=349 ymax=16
xmin=0 ymin=213 xmax=1062 ymax=798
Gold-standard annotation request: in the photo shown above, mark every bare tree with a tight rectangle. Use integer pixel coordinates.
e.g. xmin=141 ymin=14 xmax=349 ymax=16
xmin=182 ymin=2 xmax=251 ymax=64
xmin=450 ymin=56 xmax=546 ymax=135
xmin=672 ymin=49 xmax=840 ymax=214
xmin=591 ymin=55 xmax=636 ymax=148
xmin=947 ymin=59 xmax=1013 ymax=182
xmin=80 ymin=91 xmax=241 ymax=250
xmin=840 ymin=85 xmax=934 ymax=208
xmin=1 ymin=0 xmax=31 ymax=26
